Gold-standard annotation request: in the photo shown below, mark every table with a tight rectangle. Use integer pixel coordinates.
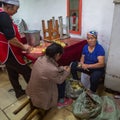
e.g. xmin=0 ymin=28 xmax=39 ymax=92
xmin=22 ymin=38 xmax=87 ymax=66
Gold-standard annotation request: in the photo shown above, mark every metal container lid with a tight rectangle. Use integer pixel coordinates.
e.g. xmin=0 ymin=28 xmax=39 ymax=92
xmin=24 ymin=30 xmax=40 ymax=33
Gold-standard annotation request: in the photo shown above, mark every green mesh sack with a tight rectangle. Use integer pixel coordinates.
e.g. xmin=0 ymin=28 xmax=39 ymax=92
xmin=93 ymin=96 xmax=120 ymax=120
xmin=72 ymin=91 xmax=102 ymax=120
xmin=65 ymin=79 xmax=83 ymax=99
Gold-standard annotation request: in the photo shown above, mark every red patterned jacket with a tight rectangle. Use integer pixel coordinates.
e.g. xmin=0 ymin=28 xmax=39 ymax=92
xmin=0 ymin=8 xmax=25 ymax=64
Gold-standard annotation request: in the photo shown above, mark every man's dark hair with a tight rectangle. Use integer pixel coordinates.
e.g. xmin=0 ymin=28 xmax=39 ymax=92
xmin=45 ymin=43 xmax=64 ymax=58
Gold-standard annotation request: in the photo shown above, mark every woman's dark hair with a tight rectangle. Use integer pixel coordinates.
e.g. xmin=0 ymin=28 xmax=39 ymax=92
xmin=0 ymin=2 xmax=2 ymax=7
xmin=45 ymin=43 xmax=64 ymax=58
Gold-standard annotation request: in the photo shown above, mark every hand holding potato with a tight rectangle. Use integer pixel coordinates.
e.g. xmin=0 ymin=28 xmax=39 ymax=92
xmin=63 ymin=66 xmax=71 ymax=72
xmin=23 ymin=44 xmax=33 ymax=53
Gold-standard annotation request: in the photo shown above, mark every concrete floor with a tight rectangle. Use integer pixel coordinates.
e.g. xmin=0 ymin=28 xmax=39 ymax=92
xmin=0 ymin=68 xmax=114 ymax=120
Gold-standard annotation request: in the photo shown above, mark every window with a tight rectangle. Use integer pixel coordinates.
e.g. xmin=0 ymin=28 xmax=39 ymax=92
xmin=67 ymin=0 xmax=82 ymax=34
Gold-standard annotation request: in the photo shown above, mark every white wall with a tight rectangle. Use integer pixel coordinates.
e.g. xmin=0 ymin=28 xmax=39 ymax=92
xmin=13 ymin=0 xmax=114 ymax=59
xmin=105 ymin=1 xmax=120 ymax=92
xmin=14 ymin=0 xmax=67 ymax=30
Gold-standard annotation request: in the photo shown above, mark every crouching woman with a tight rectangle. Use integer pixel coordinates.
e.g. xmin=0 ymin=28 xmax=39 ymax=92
xmin=26 ymin=43 xmax=71 ymax=113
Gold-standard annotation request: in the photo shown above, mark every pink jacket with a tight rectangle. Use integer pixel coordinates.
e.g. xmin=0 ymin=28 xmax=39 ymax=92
xmin=26 ymin=55 xmax=70 ymax=110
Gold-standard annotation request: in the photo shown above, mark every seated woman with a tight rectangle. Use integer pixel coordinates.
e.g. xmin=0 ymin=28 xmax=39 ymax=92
xmin=71 ymin=30 xmax=105 ymax=93
xmin=26 ymin=43 xmax=72 ymax=114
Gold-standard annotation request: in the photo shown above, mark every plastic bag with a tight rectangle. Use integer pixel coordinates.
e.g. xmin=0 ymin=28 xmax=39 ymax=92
xmin=94 ymin=96 xmax=120 ymax=120
xmin=65 ymin=79 xmax=83 ymax=99
xmin=81 ymin=73 xmax=90 ymax=89
xmin=73 ymin=91 xmax=120 ymax=120
xmin=72 ymin=91 xmax=102 ymax=119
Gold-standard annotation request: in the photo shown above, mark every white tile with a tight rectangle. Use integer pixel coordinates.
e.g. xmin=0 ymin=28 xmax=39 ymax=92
xmin=0 ymin=71 xmax=27 ymax=109
xmin=0 ymin=78 xmax=18 ymax=109
xmin=4 ymin=97 xmax=32 ymax=120
xmin=0 ymin=109 xmax=8 ymax=120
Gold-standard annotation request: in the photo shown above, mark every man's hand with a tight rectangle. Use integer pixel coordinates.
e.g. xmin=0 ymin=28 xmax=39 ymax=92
xmin=23 ymin=44 xmax=33 ymax=53
xmin=81 ymin=64 xmax=89 ymax=71
xmin=63 ymin=66 xmax=71 ymax=72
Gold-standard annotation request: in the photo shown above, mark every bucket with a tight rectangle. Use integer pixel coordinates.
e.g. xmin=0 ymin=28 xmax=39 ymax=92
xmin=24 ymin=30 xmax=40 ymax=46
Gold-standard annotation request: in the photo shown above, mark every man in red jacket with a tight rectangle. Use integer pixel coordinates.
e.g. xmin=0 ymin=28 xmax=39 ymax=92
xmin=0 ymin=0 xmax=32 ymax=99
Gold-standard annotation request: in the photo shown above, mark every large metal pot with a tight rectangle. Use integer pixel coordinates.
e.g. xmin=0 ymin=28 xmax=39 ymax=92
xmin=24 ymin=30 xmax=40 ymax=46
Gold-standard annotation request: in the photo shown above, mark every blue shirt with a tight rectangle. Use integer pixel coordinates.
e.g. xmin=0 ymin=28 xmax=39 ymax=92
xmin=82 ymin=43 xmax=105 ymax=64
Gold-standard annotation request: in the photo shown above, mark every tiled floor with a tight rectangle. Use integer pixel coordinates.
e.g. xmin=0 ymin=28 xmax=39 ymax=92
xmin=0 ymin=69 xmax=79 ymax=120
xmin=0 ymin=69 xmax=30 ymax=120
xmin=0 ymin=68 xmax=116 ymax=120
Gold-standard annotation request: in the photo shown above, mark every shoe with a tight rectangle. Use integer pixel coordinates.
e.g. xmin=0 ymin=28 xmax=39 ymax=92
xmin=16 ymin=90 xmax=26 ymax=99
xmin=64 ymin=98 xmax=73 ymax=105
xmin=57 ymin=98 xmax=73 ymax=108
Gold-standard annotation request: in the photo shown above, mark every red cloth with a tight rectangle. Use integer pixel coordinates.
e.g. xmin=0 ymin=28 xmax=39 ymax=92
xmin=24 ymin=39 xmax=87 ymax=65
xmin=72 ymin=16 xmax=77 ymax=24
xmin=58 ymin=40 xmax=87 ymax=65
